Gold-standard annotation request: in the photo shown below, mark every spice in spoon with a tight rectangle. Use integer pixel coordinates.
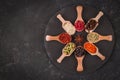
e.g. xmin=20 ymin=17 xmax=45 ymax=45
xmin=62 ymin=42 xmax=76 ymax=55
xmin=59 ymin=33 xmax=71 ymax=44
xmin=74 ymin=46 xmax=85 ymax=57
xmin=85 ymin=20 xmax=98 ymax=31
xmin=74 ymin=20 xmax=85 ymax=32
xmin=84 ymin=42 xmax=97 ymax=53
xmin=87 ymin=32 xmax=99 ymax=43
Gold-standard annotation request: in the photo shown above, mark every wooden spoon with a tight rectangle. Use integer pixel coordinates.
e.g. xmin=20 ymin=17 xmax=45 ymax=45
xmin=46 ymin=32 xmax=71 ymax=44
xmin=74 ymin=5 xmax=85 ymax=32
xmin=57 ymin=42 xmax=76 ymax=63
xmin=57 ymin=14 xmax=76 ymax=35
xmin=85 ymin=11 xmax=104 ymax=33
xmin=87 ymin=32 xmax=112 ymax=43
xmin=84 ymin=42 xmax=105 ymax=60
xmin=74 ymin=46 xmax=85 ymax=72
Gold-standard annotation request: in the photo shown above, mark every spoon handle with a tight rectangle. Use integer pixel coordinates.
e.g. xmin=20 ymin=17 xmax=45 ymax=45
xmin=57 ymin=14 xmax=66 ymax=24
xmin=57 ymin=53 xmax=66 ymax=63
xmin=94 ymin=11 xmax=104 ymax=21
xmin=76 ymin=55 xmax=85 ymax=72
xmin=76 ymin=6 xmax=83 ymax=21
xmin=96 ymin=51 xmax=105 ymax=60
xmin=46 ymin=35 xmax=59 ymax=41
xmin=99 ymin=35 xmax=112 ymax=41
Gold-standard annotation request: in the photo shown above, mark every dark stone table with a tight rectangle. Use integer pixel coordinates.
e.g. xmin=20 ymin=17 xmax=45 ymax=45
xmin=0 ymin=0 xmax=120 ymax=80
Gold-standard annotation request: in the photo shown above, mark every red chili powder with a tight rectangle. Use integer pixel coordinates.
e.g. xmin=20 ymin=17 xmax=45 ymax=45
xmin=74 ymin=20 xmax=85 ymax=32
xmin=59 ymin=33 xmax=71 ymax=44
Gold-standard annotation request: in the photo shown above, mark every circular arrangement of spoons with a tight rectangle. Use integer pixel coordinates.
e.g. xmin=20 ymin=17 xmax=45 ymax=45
xmin=44 ymin=5 xmax=114 ymax=74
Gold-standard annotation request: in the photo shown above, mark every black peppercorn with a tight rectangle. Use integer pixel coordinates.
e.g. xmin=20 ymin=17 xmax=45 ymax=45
xmin=74 ymin=46 xmax=85 ymax=57
xmin=86 ymin=19 xmax=98 ymax=30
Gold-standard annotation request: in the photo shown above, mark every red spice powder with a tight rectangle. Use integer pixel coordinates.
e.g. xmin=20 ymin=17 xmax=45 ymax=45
xmin=59 ymin=33 xmax=71 ymax=44
xmin=74 ymin=20 xmax=85 ymax=32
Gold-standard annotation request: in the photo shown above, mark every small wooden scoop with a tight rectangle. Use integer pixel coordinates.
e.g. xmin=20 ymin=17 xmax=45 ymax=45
xmin=85 ymin=11 xmax=104 ymax=33
xmin=87 ymin=32 xmax=112 ymax=43
xmin=57 ymin=14 xmax=76 ymax=35
xmin=75 ymin=55 xmax=85 ymax=72
xmin=84 ymin=42 xmax=105 ymax=60
xmin=57 ymin=42 xmax=76 ymax=63
xmin=74 ymin=46 xmax=85 ymax=72
xmin=46 ymin=32 xmax=71 ymax=44
xmin=74 ymin=5 xmax=85 ymax=32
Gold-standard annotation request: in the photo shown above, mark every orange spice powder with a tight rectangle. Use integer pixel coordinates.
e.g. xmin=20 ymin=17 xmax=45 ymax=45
xmin=84 ymin=42 xmax=96 ymax=53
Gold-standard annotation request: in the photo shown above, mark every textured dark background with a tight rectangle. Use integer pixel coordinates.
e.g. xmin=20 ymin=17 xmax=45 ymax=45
xmin=0 ymin=0 xmax=120 ymax=80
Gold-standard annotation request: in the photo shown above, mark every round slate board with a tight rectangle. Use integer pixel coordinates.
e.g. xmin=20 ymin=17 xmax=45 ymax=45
xmin=44 ymin=6 xmax=115 ymax=76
